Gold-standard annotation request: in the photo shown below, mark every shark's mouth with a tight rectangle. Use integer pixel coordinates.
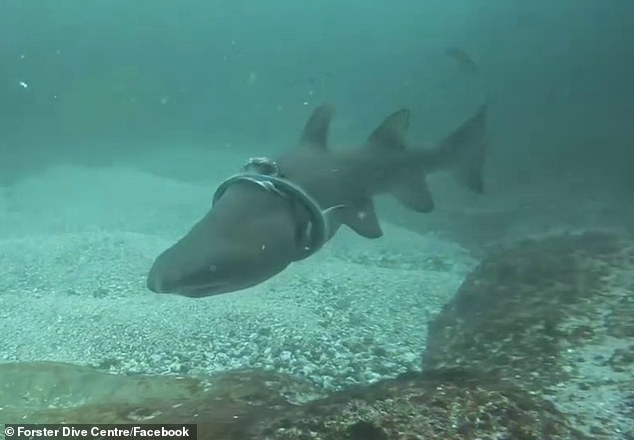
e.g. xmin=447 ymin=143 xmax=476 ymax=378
xmin=212 ymin=157 xmax=339 ymax=261
xmin=175 ymin=281 xmax=232 ymax=297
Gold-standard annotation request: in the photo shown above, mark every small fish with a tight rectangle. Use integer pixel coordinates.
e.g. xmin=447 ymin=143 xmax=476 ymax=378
xmin=446 ymin=47 xmax=478 ymax=74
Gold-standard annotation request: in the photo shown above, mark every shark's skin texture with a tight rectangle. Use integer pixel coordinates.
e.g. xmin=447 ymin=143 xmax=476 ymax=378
xmin=146 ymin=104 xmax=487 ymax=297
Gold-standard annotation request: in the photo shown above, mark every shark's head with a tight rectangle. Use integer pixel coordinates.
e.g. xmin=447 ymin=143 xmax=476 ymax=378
xmin=146 ymin=179 xmax=317 ymax=297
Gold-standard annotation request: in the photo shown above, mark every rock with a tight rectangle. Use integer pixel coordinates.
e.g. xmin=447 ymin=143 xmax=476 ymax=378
xmin=0 ymin=362 xmax=586 ymax=440
xmin=249 ymin=369 xmax=587 ymax=440
xmin=422 ymin=231 xmax=634 ymax=438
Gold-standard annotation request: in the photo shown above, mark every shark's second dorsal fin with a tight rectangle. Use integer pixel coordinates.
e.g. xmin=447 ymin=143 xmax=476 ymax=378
xmin=299 ymin=104 xmax=334 ymax=150
xmin=366 ymin=109 xmax=410 ymax=151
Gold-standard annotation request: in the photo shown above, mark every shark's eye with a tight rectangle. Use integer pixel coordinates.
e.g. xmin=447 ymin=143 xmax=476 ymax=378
xmin=209 ymin=264 xmax=218 ymax=272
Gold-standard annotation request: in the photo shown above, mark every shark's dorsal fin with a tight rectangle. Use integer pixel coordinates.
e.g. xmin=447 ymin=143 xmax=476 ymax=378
xmin=299 ymin=104 xmax=334 ymax=150
xmin=366 ymin=109 xmax=410 ymax=151
xmin=341 ymin=198 xmax=383 ymax=238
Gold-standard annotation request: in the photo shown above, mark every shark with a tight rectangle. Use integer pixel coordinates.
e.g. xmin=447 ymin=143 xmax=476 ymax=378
xmin=146 ymin=103 xmax=487 ymax=297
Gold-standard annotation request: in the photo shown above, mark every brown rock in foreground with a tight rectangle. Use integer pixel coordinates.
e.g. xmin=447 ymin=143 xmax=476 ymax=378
xmin=248 ymin=369 xmax=588 ymax=440
xmin=423 ymin=231 xmax=634 ymax=438
xmin=0 ymin=362 xmax=587 ymax=440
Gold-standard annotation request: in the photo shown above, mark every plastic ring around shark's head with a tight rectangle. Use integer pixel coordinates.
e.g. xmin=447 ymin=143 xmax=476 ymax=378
xmin=211 ymin=173 xmax=329 ymax=257
xmin=212 ymin=173 xmax=284 ymax=206
xmin=270 ymin=178 xmax=328 ymax=256
xmin=242 ymin=173 xmax=329 ymax=255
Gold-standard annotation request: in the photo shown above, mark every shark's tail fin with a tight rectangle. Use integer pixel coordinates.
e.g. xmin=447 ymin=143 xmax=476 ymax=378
xmin=427 ymin=105 xmax=487 ymax=193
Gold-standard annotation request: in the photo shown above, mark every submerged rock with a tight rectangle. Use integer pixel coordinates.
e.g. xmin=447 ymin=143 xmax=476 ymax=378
xmin=0 ymin=362 xmax=586 ymax=440
xmin=248 ymin=369 xmax=588 ymax=440
xmin=423 ymin=230 xmax=634 ymax=438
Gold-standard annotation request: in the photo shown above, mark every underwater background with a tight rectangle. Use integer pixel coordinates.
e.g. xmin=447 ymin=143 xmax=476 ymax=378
xmin=0 ymin=0 xmax=633 ymax=439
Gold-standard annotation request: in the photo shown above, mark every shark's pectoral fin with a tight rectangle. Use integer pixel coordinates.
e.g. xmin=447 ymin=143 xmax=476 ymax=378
xmin=392 ymin=174 xmax=435 ymax=213
xmin=341 ymin=199 xmax=383 ymax=238
xmin=366 ymin=109 xmax=410 ymax=151
xmin=299 ymin=104 xmax=334 ymax=149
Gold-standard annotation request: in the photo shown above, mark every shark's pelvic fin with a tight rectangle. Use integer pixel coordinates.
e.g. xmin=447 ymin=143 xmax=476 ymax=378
xmin=392 ymin=174 xmax=435 ymax=213
xmin=341 ymin=198 xmax=383 ymax=238
xmin=299 ymin=104 xmax=334 ymax=149
xmin=366 ymin=109 xmax=410 ymax=151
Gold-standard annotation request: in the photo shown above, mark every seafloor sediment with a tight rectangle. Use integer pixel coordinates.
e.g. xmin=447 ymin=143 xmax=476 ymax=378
xmin=1 ymin=231 xmax=632 ymax=439
xmin=1 ymin=165 xmax=632 ymax=438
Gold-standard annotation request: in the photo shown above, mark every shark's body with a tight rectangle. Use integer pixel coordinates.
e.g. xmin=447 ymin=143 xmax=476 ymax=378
xmin=147 ymin=104 xmax=487 ymax=297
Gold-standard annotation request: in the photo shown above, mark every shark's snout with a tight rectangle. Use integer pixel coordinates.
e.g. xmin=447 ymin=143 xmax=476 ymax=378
xmin=146 ymin=271 xmax=164 ymax=293
xmin=146 ymin=251 xmax=175 ymax=293
xmin=146 ymin=249 xmax=228 ymax=297
xmin=146 ymin=178 xmax=309 ymax=297
xmin=146 ymin=233 xmax=289 ymax=298
xmin=145 ymin=254 xmax=181 ymax=294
